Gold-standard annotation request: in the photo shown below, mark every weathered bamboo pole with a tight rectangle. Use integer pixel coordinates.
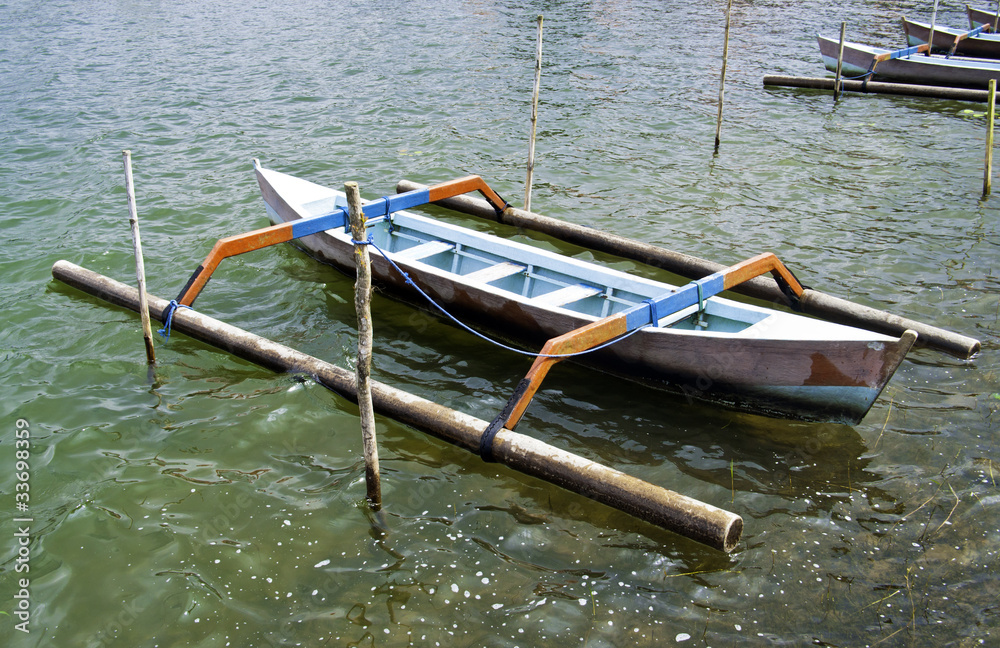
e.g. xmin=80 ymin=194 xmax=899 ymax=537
xmin=122 ymin=150 xmax=156 ymax=365
xmin=928 ymin=0 xmax=939 ymax=56
xmin=986 ymin=79 xmax=996 ymax=196
xmin=834 ymin=22 xmax=846 ymax=101
xmin=395 ymin=179 xmax=981 ymax=359
xmin=51 ymin=260 xmax=743 ymax=552
xmin=764 ymin=75 xmax=990 ymax=102
xmin=346 ymin=181 xmax=381 ymax=509
xmin=714 ymin=0 xmax=734 ymax=152
xmin=525 ymin=14 xmax=543 ymax=212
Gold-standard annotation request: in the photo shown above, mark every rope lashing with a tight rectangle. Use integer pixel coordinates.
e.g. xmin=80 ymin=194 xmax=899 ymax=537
xmin=478 ymin=377 xmax=531 ymax=462
xmin=158 ymin=300 xmax=192 ymax=340
xmin=643 ymin=297 xmax=660 ymax=326
xmin=861 ymin=58 xmax=877 ymax=91
xmin=379 ymin=197 xmax=395 ymax=233
xmin=841 ymin=69 xmax=875 ymax=81
xmin=351 ymin=236 xmax=648 ymax=359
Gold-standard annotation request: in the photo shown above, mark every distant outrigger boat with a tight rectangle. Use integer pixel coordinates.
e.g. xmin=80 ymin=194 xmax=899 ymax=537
xmin=818 ymin=34 xmax=1000 ymax=88
xmin=968 ymin=5 xmax=1000 ymax=31
xmin=902 ymin=17 xmax=1000 ymax=58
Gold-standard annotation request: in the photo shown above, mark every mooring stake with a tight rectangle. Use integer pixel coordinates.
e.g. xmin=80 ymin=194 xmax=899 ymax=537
xmin=122 ymin=150 xmax=155 ymax=365
xmin=986 ymin=79 xmax=996 ymax=197
xmin=525 ymin=14 xmax=543 ymax=212
xmin=714 ymin=0 xmax=734 ymax=152
xmin=834 ymin=22 xmax=846 ymax=101
xmin=346 ymin=181 xmax=382 ymax=510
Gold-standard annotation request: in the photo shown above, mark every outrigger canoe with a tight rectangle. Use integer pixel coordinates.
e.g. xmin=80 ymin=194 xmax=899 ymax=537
xmin=818 ymin=34 xmax=1000 ymax=88
xmin=902 ymin=17 xmax=1000 ymax=58
xmin=190 ymin=161 xmax=914 ymax=425
xmin=968 ymin=6 xmax=1000 ymax=31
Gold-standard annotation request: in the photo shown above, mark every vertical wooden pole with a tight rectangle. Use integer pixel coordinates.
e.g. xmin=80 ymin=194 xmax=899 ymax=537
xmin=994 ymin=1 xmax=999 ymax=33
xmin=122 ymin=150 xmax=156 ymax=365
xmin=834 ymin=22 xmax=846 ymax=101
xmin=928 ymin=0 xmax=939 ymax=55
xmin=345 ymin=181 xmax=381 ymax=509
xmin=714 ymin=0 xmax=734 ymax=153
xmin=985 ymin=79 xmax=996 ymax=197
xmin=525 ymin=15 xmax=543 ymax=212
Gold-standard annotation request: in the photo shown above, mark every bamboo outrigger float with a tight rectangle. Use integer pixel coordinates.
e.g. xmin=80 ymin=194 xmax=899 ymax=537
xmin=160 ymin=160 xmax=928 ymax=426
xmin=52 ymin=260 xmax=743 ymax=552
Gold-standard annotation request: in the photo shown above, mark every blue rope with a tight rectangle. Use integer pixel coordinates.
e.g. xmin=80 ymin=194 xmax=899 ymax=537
xmin=352 ymin=235 xmax=650 ymax=358
xmin=158 ymin=300 xmax=192 ymax=340
xmin=841 ymin=70 xmax=874 ymax=80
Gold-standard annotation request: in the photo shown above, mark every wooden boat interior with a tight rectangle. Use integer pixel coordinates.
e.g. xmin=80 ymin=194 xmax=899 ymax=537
xmin=298 ymin=192 xmax=776 ymax=337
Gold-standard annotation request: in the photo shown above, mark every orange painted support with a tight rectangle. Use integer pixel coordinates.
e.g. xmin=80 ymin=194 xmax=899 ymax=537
xmin=173 ymin=174 xmax=510 ymax=309
xmin=485 ymin=252 xmax=806 ymax=438
xmin=428 ymin=175 xmax=508 ymax=214
xmin=721 ymin=252 xmax=804 ymax=296
xmin=176 ymin=223 xmax=294 ymax=306
xmin=503 ymin=313 xmax=629 ymax=430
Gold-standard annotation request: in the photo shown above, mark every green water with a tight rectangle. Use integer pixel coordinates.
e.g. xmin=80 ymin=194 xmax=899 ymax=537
xmin=2 ymin=0 xmax=998 ymax=646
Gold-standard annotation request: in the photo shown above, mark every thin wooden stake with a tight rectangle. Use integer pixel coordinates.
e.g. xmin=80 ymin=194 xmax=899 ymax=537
xmin=714 ymin=0 xmax=734 ymax=152
xmin=834 ymin=22 xmax=846 ymax=101
xmin=525 ymin=15 xmax=543 ymax=212
xmin=928 ymin=0 xmax=939 ymax=55
xmin=985 ymin=79 xmax=996 ymax=197
xmin=346 ymin=181 xmax=381 ymax=509
xmin=122 ymin=150 xmax=156 ymax=365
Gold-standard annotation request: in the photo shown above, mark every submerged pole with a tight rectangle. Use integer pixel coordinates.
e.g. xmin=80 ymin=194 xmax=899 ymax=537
xmin=715 ymin=0 xmax=734 ymax=152
xmin=764 ymin=75 xmax=991 ymax=102
xmin=834 ymin=22 xmax=846 ymax=101
xmin=122 ymin=150 xmax=156 ymax=365
xmin=346 ymin=181 xmax=381 ymax=509
xmin=525 ymin=15 xmax=544 ymax=212
xmin=51 ymin=260 xmax=743 ymax=552
xmin=985 ymin=79 xmax=996 ymax=197
xmin=395 ymin=179 xmax=981 ymax=359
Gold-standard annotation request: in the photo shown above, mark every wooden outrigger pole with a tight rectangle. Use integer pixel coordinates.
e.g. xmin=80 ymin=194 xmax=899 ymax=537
xmin=52 ymin=260 xmax=743 ymax=552
xmin=395 ymin=179 xmax=981 ymax=359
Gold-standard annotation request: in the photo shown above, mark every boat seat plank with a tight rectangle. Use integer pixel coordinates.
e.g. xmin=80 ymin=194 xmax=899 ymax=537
xmin=394 ymin=240 xmax=455 ymax=260
xmin=531 ymin=283 xmax=603 ymax=307
xmin=463 ymin=261 xmax=525 ymax=283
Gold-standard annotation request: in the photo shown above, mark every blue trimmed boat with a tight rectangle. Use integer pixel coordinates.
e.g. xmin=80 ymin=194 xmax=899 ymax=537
xmin=252 ymin=162 xmax=916 ymax=424
xmin=902 ymin=17 xmax=1000 ymax=58
xmin=818 ymin=34 xmax=1000 ymax=88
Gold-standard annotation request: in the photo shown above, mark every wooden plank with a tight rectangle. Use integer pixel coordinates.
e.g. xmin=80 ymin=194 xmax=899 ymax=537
xmin=394 ymin=239 xmax=454 ymax=260
xmin=532 ymin=283 xmax=602 ymax=306
xmin=463 ymin=261 xmax=525 ymax=283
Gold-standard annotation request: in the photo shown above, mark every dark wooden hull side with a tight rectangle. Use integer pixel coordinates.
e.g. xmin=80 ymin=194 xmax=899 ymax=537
xmin=968 ymin=7 xmax=1000 ymax=30
xmin=258 ymin=175 xmax=913 ymax=423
